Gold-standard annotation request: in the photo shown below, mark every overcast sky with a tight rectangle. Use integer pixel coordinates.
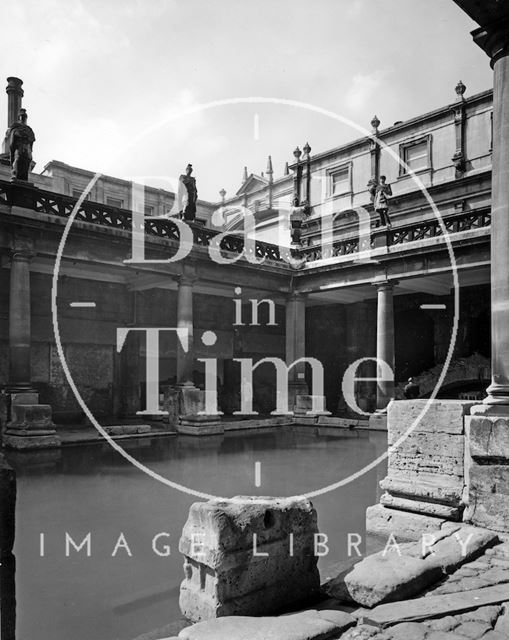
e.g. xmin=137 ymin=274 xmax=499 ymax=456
xmin=3 ymin=0 xmax=492 ymax=201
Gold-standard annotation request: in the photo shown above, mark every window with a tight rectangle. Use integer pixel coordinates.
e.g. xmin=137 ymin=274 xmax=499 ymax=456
xmin=144 ymin=204 xmax=154 ymax=215
xmin=72 ymin=188 xmax=89 ymax=200
xmin=400 ymin=137 xmax=431 ymax=174
xmin=329 ymin=165 xmax=351 ymax=197
xmin=106 ymin=196 xmax=124 ymax=208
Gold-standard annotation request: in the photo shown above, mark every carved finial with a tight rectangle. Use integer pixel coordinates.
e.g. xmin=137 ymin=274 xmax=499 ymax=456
xmin=242 ymin=166 xmax=248 ymax=183
xmin=219 ymin=188 xmax=226 ymax=204
xmin=303 ymin=142 xmax=311 ymax=159
xmin=455 ymin=80 xmax=466 ymax=101
xmin=293 ymin=146 xmax=302 ymax=161
xmin=284 ymin=162 xmax=289 ymax=175
xmin=266 ymin=155 xmax=273 ymax=175
xmin=371 ymin=114 xmax=380 ymax=133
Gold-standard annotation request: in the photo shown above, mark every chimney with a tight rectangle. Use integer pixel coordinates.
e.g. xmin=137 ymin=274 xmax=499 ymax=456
xmin=6 ymin=77 xmax=24 ymax=127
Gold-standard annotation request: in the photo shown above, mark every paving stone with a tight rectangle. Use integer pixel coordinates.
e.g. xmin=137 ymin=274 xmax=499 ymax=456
xmin=453 ymin=620 xmax=492 ymax=638
xmin=338 ymin=526 xmax=497 ymax=607
xmin=494 ymin=605 xmax=509 ymax=634
xmin=425 ymin=615 xmax=459 ymax=631
xmin=492 ymin=543 xmax=509 ymax=559
xmin=177 ymin=610 xmax=356 ymax=640
xmin=464 ymin=560 xmax=491 ymax=570
xmin=489 ymin=557 xmax=509 ymax=568
xmin=388 ymin=622 xmax=427 ymax=640
xmin=478 ymin=567 xmax=509 ymax=586
xmin=426 ymin=632 xmax=471 ymax=640
xmin=481 ymin=632 xmax=507 ymax=640
xmin=341 ymin=625 xmax=380 ymax=640
xmin=459 ymin=604 xmax=501 ymax=624
xmin=450 ymin=577 xmax=491 ymax=592
xmin=455 ymin=567 xmax=481 ymax=577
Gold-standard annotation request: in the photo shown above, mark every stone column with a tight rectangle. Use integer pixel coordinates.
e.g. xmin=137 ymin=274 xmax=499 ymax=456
xmin=456 ymin=11 xmax=509 ymax=533
xmin=4 ymin=238 xmax=59 ymax=449
xmin=474 ymin=27 xmax=509 ymax=405
xmin=176 ymin=274 xmax=195 ymax=387
xmin=286 ymin=292 xmax=308 ymax=403
xmin=375 ymin=281 xmax=396 ymax=411
xmin=8 ymin=248 xmax=34 ymax=393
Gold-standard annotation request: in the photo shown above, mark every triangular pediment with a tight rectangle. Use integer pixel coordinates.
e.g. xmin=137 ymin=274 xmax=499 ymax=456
xmin=235 ymin=173 xmax=268 ymax=196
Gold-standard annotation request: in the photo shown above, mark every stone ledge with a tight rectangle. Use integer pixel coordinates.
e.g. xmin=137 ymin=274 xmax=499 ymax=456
xmin=366 ymin=504 xmax=447 ymax=541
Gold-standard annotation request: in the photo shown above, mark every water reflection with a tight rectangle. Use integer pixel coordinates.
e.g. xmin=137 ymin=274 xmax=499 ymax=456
xmin=5 ymin=426 xmax=387 ymax=640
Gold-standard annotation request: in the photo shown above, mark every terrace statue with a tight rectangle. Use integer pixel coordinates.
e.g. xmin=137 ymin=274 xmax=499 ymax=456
xmin=7 ymin=108 xmax=35 ymax=182
xmin=290 ymin=196 xmax=309 ymax=247
xmin=368 ymin=175 xmax=393 ymax=228
xmin=178 ymin=163 xmax=198 ymax=221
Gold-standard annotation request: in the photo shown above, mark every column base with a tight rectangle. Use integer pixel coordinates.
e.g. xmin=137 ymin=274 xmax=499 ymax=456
xmin=3 ymin=399 xmax=60 ymax=449
xmin=3 ymin=433 xmax=61 ymax=450
xmin=178 ymin=414 xmax=224 ymax=436
xmin=293 ymin=394 xmax=330 ymax=418
xmin=465 ymin=402 xmax=509 ymax=532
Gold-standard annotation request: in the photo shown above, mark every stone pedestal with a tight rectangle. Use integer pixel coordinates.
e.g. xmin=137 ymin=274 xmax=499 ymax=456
xmin=464 ymin=404 xmax=509 ymax=533
xmin=293 ymin=394 xmax=330 ymax=418
xmin=367 ymin=400 xmax=475 ymax=538
xmin=3 ymin=397 xmax=60 ymax=449
xmin=178 ymin=495 xmax=320 ymax=622
xmin=176 ymin=386 xmax=223 ymax=436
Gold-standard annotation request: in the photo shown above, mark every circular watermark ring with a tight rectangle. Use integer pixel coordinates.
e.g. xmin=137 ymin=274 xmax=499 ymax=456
xmin=51 ymin=96 xmax=459 ymax=500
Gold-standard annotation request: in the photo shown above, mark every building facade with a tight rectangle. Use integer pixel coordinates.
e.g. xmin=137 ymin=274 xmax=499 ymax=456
xmin=0 ymin=77 xmax=494 ymax=427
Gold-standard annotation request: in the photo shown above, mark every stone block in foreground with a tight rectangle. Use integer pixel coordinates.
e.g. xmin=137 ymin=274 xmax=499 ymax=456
xmin=178 ymin=495 xmax=320 ymax=622
xmin=377 ymin=400 xmax=474 ymax=521
xmin=325 ymin=525 xmax=497 ymax=608
xmin=177 ymin=609 xmax=355 ymax=640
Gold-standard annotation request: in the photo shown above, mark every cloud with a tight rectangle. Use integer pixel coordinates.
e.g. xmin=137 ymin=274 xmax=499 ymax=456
xmin=345 ymin=72 xmax=385 ymax=110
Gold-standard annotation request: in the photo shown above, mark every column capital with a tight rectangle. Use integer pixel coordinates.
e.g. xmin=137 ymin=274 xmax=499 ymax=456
xmin=473 ymin=20 xmax=509 ymax=66
xmin=174 ymin=274 xmax=197 ymax=287
xmin=286 ymin=291 xmax=307 ymax=303
xmin=373 ymin=279 xmax=398 ymax=292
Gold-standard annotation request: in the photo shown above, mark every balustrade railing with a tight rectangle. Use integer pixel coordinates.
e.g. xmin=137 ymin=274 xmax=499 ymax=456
xmin=0 ymin=180 xmax=491 ymax=267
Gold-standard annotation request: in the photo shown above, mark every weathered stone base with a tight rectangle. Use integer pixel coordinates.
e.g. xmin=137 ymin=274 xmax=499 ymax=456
xmin=366 ymin=504 xmax=447 ymax=540
xmin=3 ymin=432 xmax=61 ymax=449
xmin=178 ymin=416 xmax=224 ymax=436
xmin=293 ymin=395 xmax=330 ymax=417
xmin=3 ymin=398 xmax=60 ymax=449
xmin=465 ymin=405 xmax=509 ymax=533
xmin=179 ymin=496 xmax=320 ymax=622
xmin=103 ymin=424 xmax=152 ymax=436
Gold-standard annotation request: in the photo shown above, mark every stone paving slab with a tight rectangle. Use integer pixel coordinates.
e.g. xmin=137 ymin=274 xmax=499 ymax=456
xmin=175 ymin=609 xmax=355 ymax=640
xmin=326 ymin=525 xmax=497 ymax=607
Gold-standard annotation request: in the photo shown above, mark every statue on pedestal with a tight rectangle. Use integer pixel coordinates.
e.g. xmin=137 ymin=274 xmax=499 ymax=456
xmin=178 ymin=164 xmax=198 ymax=221
xmin=368 ymin=175 xmax=393 ymax=228
xmin=7 ymin=108 xmax=35 ymax=182
xmin=290 ymin=196 xmax=309 ymax=247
